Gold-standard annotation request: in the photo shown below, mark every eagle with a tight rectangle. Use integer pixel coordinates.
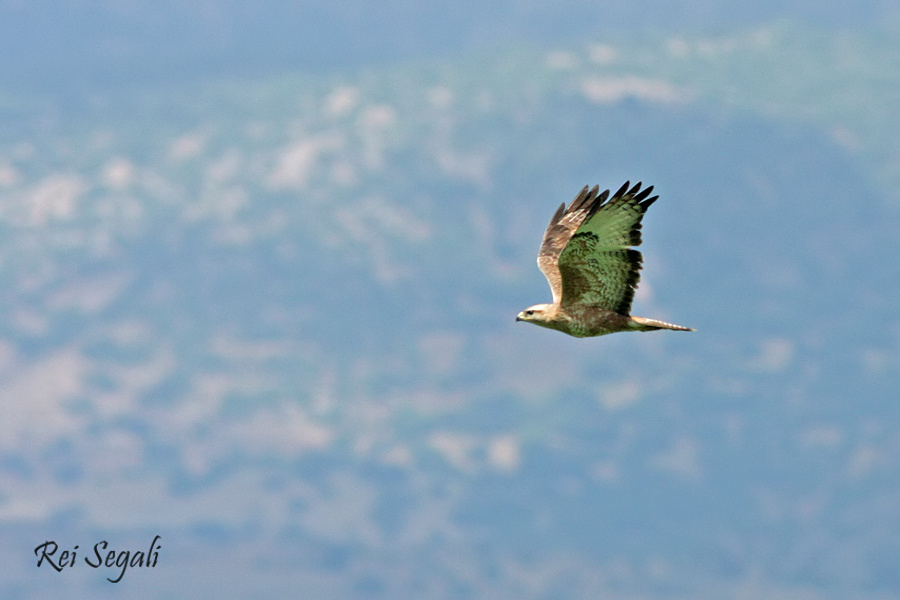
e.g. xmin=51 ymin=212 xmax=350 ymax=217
xmin=516 ymin=181 xmax=694 ymax=337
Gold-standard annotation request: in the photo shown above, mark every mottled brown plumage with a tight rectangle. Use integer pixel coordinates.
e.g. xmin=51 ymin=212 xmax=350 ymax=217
xmin=516 ymin=182 xmax=694 ymax=337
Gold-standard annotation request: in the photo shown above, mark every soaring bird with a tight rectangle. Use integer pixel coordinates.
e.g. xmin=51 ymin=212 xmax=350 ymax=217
xmin=516 ymin=182 xmax=694 ymax=337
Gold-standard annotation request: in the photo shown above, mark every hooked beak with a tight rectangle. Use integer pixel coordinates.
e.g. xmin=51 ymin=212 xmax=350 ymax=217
xmin=515 ymin=312 xmax=524 ymax=322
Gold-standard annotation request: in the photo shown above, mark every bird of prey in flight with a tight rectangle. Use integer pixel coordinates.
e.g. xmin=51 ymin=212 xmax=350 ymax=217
xmin=516 ymin=182 xmax=694 ymax=337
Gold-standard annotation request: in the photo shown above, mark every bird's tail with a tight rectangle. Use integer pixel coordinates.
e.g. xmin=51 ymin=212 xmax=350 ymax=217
xmin=630 ymin=316 xmax=695 ymax=332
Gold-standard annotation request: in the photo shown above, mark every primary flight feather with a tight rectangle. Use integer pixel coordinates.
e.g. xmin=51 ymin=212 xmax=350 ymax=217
xmin=516 ymin=182 xmax=694 ymax=337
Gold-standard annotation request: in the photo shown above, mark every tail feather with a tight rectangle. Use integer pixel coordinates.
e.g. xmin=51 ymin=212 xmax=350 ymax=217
xmin=630 ymin=316 xmax=695 ymax=332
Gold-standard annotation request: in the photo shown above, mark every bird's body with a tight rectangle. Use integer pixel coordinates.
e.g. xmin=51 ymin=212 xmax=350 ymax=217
xmin=516 ymin=182 xmax=694 ymax=338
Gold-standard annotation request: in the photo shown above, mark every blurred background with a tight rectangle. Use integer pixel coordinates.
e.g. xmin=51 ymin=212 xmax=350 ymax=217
xmin=1 ymin=1 xmax=899 ymax=598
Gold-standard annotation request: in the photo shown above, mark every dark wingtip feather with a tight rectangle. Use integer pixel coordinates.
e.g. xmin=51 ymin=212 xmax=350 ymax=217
xmin=633 ymin=185 xmax=654 ymax=202
xmin=613 ymin=181 xmax=630 ymax=198
xmin=568 ymin=185 xmax=592 ymax=211
xmin=641 ymin=194 xmax=659 ymax=209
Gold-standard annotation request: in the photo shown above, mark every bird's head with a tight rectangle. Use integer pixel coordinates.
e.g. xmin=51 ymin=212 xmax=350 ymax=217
xmin=516 ymin=304 xmax=554 ymax=326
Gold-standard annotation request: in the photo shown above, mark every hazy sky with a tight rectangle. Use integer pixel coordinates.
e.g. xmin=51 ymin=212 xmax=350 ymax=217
xmin=1 ymin=0 xmax=897 ymax=91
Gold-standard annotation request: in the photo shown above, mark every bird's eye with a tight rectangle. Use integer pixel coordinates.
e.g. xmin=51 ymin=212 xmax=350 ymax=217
xmin=525 ymin=310 xmax=534 ymax=316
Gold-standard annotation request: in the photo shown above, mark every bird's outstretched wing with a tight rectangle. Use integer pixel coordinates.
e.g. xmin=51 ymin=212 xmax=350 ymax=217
xmin=537 ymin=184 xmax=609 ymax=305
xmin=557 ymin=181 xmax=658 ymax=314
